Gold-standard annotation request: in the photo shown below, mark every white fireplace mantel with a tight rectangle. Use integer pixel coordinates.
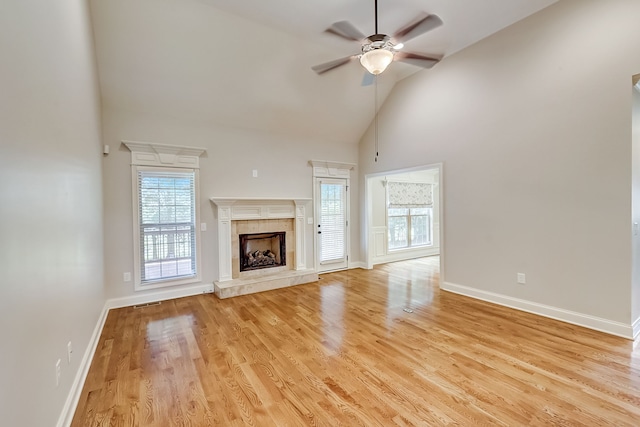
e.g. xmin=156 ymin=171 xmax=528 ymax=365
xmin=210 ymin=197 xmax=311 ymax=282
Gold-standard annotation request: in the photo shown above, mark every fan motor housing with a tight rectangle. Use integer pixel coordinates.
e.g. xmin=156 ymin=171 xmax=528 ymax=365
xmin=362 ymin=34 xmax=395 ymax=54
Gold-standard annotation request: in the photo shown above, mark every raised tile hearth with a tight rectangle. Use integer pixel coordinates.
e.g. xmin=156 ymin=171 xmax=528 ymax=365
xmin=214 ymin=268 xmax=318 ymax=299
xmin=210 ymin=197 xmax=318 ymax=298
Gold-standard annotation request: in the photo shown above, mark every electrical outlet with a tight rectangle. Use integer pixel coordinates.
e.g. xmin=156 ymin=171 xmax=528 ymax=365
xmin=55 ymin=359 xmax=61 ymax=387
xmin=517 ymin=273 xmax=526 ymax=284
xmin=123 ymin=272 xmax=131 ymax=282
xmin=67 ymin=341 xmax=73 ymax=364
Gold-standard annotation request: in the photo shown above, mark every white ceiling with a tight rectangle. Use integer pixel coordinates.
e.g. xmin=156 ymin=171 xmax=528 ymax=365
xmin=90 ymin=0 xmax=558 ymax=145
xmin=198 ymin=0 xmax=558 ymax=78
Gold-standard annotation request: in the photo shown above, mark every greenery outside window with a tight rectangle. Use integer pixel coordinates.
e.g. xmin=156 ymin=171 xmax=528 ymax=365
xmin=134 ymin=167 xmax=200 ymax=288
xmin=388 ymin=207 xmax=432 ymax=250
xmin=387 ymin=181 xmax=433 ymax=251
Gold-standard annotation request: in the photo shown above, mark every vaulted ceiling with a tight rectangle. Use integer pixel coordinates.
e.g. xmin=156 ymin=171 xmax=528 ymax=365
xmin=89 ymin=0 xmax=558 ymax=144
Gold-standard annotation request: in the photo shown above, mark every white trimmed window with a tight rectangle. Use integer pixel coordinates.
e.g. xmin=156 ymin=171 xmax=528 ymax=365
xmin=135 ymin=168 xmax=198 ymax=286
xmin=387 ymin=181 xmax=433 ymax=251
xmin=124 ymin=141 xmax=205 ymax=290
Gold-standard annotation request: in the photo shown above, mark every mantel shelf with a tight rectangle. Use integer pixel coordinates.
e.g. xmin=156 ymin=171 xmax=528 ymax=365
xmin=210 ymin=197 xmax=311 ymax=206
xmin=211 ymin=197 xmax=310 ymax=285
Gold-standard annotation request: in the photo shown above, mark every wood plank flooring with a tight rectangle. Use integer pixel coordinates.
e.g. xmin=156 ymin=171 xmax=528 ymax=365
xmin=71 ymin=257 xmax=640 ymax=426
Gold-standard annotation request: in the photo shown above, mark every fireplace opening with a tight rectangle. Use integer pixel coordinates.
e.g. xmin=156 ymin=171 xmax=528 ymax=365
xmin=239 ymin=232 xmax=286 ymax=272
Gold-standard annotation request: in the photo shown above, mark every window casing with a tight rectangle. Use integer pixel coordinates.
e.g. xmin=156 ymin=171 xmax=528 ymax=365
xmin=388 ymin=207 xmax=432 ymax=250
xmin=133 ymin=167 xmax=201 ymax=290
xmin=386 ymin=181 xmax=433 ymax=251
xmin=319 ymin=180 xmax=347 ymax=263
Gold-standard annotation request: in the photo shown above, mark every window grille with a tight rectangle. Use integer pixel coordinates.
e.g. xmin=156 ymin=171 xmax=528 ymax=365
xmin=387 ymin=182 xmax=432 ymax=250
xmin=136 ymin=169 xmax=197 ymax=283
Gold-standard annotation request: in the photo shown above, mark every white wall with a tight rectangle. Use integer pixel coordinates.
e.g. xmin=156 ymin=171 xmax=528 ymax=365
xmin=0 ymin=0 xmax=105 ymax=426
xmin=102 ymin=107 xmax=358 ymax=300
xmin=88 ymin=0 xmax=396 ymax=147
xmin=93 ymin=0 xmax=364 ymax=300
xmin=632 ymin=84 xmax=640 ymax=329
xmin=359 ymin=0 xmax=640 ymax=333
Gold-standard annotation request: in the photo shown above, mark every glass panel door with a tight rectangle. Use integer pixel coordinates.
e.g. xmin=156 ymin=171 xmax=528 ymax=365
xmin=316 ymin=178 xmax=348 ymax=272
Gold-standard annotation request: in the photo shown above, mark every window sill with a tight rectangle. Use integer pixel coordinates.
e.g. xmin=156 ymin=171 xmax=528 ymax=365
xmin=135 ymin=275 xmax=200 ymax=292
xmin=388 ymin=244 xmax=432 ymax=253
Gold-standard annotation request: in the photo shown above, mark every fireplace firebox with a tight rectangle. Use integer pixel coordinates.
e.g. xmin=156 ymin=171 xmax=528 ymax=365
xmin=239 ymin=232 xmax=286 ymax=272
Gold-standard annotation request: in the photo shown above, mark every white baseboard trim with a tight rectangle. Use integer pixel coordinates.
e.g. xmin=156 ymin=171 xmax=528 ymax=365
xmin=441 ymin=281 xmax=634 ymax=340
xmin=106 ymin=283 xmax=214 ymax=310
xmin=633 ymin=315 xmax=640 ymax=339
xmin=373 ymin=248 xmax=439 ymax=267
xmin=57 ymin=303 xmax=109 ymax=427
xmin=57 ymin=282 xmax=215 ymax=426
xmin=349 ymin=261 xmax=368 ymax=270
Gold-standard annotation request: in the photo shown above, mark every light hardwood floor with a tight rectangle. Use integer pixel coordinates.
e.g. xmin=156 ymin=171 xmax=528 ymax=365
xmin=72 ymin=257 xmax=640 ymax=426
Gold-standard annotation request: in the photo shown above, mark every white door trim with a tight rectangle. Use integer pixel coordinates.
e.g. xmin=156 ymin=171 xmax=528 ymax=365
xmin=363 ymin=163 xmax=445 ymax=282
xmin=315 ymin=177 xmax=350 ymax=273
xmin=309 ymin=160 xmax=354 ymax=273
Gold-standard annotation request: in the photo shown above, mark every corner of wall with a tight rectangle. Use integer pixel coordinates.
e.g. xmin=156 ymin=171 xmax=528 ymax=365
xmin=56 ymin=304 xmax=110 ymax=427
xmin=56 ymin=282 xmax=215 ymax=426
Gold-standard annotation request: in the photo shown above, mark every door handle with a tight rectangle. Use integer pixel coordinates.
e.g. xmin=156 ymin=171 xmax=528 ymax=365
xmin=318 ymin=231 xmax=321 ymax=234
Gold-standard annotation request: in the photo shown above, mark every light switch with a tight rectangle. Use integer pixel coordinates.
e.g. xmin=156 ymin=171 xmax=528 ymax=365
xmin=307 ymin=217 xmax=313 ymax=225
xmin=252 ymin=169 xmax=258 ymax=178
xmin=200 ymin=222 xmax=207 ymax=231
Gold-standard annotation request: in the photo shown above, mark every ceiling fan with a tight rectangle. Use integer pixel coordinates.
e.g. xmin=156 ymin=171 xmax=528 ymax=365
xmin=312 ymin=0 xmax=444 ymax=77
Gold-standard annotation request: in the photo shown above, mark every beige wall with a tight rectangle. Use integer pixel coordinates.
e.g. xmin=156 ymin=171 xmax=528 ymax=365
xmin=92 ymin=0 xmax=364 ymax=300
xmin=88 ymin=0 xmax=396 ymax=147
xmin=359 ymin=0 xmax=640 ymax=327
xmin=101 ymin=107 xmax=358 ymax=300
xmin=632 ymin=85 xmax=640 ymax=324
xmin=0 ymin=0 xmax=105 ymax=425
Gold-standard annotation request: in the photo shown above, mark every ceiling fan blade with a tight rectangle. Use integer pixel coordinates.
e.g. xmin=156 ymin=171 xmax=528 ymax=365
xmin=395 ymin=52 xmax=443 ymax=69
xmin=393 ymin=13 xmax=443 ymax=43
xmin=325 ymin=21 xmax=366 ymax=42
xmin=312 ymin=55 xmax=357 ymax=74
xmin=361 ymin=72 xmax=375 ymax=87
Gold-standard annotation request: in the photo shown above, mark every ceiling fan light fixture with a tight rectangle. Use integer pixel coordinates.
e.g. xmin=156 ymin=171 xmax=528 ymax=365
xmin=360 ymin=48 xmax=394 ymax=75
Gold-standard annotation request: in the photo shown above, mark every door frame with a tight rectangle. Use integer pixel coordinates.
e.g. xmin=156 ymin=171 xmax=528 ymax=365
xmin=364 ymin=163 xmax=445 ymax=279
xmin=309 ymin=160 xmax=355 ymax=273
xmin=315 ymin=177 xmax=349 ymax=273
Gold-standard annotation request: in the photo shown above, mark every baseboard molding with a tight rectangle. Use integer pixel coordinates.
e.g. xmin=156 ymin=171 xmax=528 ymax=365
xmin=349 ymin=261 xmax=368 ymax=270
xmin=441 ymin=281 xmax=634 ymax=339
xmin=372 ymin=248 xmax=439 ymax=267
xmin=56 ymin=303 xmax=109 ymax=427
xmin=106 ymin=282 xmax=214 ymax=310
xmin=57 ymin=282 xmax=215 ymax=426
xmin=633 ymin=315 xmax=640 ymax=339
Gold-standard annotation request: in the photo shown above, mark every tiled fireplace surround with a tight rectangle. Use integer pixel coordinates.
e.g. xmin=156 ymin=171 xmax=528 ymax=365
xmin=210 ymin=198 xmax=318 ymax=298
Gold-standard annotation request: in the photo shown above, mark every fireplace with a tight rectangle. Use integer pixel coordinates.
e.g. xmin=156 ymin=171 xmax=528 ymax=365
xmin=210 ymin=198 xmax=318 ymax=298
xmin=239 ymin=232 xmax=286 ymax=272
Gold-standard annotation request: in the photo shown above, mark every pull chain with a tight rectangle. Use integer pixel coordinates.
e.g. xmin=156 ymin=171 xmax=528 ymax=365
xmin=374 ymin=74 xmax=379 ymax=162
xmin=373 ymin=0 xmax=380 ymax=162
